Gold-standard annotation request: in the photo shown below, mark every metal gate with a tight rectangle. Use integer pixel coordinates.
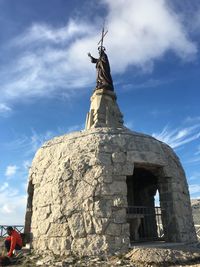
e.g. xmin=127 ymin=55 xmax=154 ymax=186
xmin=126 ymin=206 xmax=164 ymax=242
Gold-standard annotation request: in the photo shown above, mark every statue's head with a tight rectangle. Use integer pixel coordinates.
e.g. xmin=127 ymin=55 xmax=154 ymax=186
xmin=98 ymin=46 xmax=106 ymax=56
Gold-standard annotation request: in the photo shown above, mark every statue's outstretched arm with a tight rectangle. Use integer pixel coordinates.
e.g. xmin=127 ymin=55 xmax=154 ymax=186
xmin=88 ymin=52 xmax=97 ymax=63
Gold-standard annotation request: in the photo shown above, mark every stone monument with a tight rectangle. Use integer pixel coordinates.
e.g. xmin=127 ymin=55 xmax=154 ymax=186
xmin=24 ymin=29 xmax=197 ymax=256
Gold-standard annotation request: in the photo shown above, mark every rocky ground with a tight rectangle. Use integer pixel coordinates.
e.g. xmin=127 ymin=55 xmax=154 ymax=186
xmin=1 ymin=242 xmax=200 ymax=267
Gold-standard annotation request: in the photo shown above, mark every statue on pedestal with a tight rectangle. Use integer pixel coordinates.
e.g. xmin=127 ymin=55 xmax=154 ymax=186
xmin=88 ymin=27 xmax=114 ymax=91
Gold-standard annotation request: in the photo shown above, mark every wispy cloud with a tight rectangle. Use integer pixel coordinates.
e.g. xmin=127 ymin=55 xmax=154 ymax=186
xmin=13 ymin=20 xmax=95 ymax=46
xmin=30 ymin=130 xmax=56 ymax=153
xmin=125 ymin=121 xmax=134 ymax=130
xmin=189 ymin=184 xmax=200 ymax=195
xmin=122 ymin=78 xmax=173 ymax=91
xmin=23 ymin=160 xmax=32 ymax=171
xmin=0 ymin=0 xmax=197 ymax=107
xmin=184 ymin=116 xmax=200 ymax=124
xmin=0 ymin=182 xmax=9 ymax=192
xmin=2 ymin=124 xmax=83 ymax=158
xmin=29 ymin=124 xmax=83 ymax=154
xmin=152 ymin=124 xmax=200 ymax=149
xmin=5 ymin=165 xmax=18 ymax=178
xmin=0 ymin=103 xmax=12 ymax=114
xmin=189 ymin=172 xmax=200 ymax=181
xmin=188 ymin=156 xmax=200 ymax=164
xmin=195 ymin=145 xmax=200 ymax=156
xmin=66 ymin=123 xmax=84 ymax=133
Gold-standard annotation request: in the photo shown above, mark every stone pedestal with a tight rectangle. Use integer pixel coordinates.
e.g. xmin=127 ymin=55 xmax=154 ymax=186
xmin=85 ymin=89 xmax=124 ymax=129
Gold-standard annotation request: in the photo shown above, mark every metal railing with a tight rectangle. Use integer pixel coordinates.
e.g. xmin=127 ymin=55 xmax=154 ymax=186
xmin=127 ymin=206 xmax=200 ymax=243
xmin=0 ymin=225 xmax=24 ymax=237
xmin=126 ymin=206 xmax=164 ymax=242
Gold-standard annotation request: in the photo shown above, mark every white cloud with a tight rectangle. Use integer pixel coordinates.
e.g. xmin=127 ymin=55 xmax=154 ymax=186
xmin=152 ymin=124 xmax=200 ymax=149
xmin=0 ymin=0 xmax=197 ymax=105
xmin=13 ymin=19 xmax=96 ymax=46
xmin=5 ymin=165 xmax=18 ymax=178
xmin=0 ymin=184 xmax=26 ymax=224
xmin=104 ymin=0 xmax=197 ymax=71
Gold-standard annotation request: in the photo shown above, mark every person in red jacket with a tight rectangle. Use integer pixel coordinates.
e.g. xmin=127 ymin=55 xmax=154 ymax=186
xmin=4 ymin=226 xmax=22 ymax=257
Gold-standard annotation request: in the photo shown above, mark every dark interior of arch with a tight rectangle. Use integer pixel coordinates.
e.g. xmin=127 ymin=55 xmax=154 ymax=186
xmin=127 ymin=167 xmax=161 ymax=242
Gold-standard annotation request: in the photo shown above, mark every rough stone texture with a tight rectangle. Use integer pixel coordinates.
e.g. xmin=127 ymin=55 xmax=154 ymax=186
xmin=85 ymin=89 xmax=123 ymax=129
xmin=25 ymin=127 xmax=197 ymax=256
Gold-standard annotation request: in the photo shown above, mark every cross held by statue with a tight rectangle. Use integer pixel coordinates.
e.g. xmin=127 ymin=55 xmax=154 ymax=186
xmin=98 ymin=26 xmax=108 ymax=53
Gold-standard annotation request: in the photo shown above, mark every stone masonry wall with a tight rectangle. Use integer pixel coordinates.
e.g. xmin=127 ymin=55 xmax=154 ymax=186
xmin=25 ymin=127 xmax=197 ymax=256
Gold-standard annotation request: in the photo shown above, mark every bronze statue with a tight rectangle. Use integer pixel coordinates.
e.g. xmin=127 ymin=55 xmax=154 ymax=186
xmin=88 ymin=27 xmax=114 ymax=91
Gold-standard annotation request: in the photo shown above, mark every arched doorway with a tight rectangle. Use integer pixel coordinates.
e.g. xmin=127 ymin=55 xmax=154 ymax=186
xmin=126 ymin=167 xmax=164 ymax=242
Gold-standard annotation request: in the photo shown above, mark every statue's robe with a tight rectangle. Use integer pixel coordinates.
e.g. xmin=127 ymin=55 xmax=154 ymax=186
xmin=90 ymin=51 xmax=114 ymax=91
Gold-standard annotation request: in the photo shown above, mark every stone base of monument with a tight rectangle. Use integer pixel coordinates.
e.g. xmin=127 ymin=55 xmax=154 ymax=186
xmin=85 ymin=88 xmax=124 ymax=129
xmin=24 ymin=127 xmax=197 ymax=257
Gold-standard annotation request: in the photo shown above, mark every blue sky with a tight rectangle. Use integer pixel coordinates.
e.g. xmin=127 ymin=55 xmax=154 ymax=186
xmin=0 ymin=0 xmax=200 ymax=224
